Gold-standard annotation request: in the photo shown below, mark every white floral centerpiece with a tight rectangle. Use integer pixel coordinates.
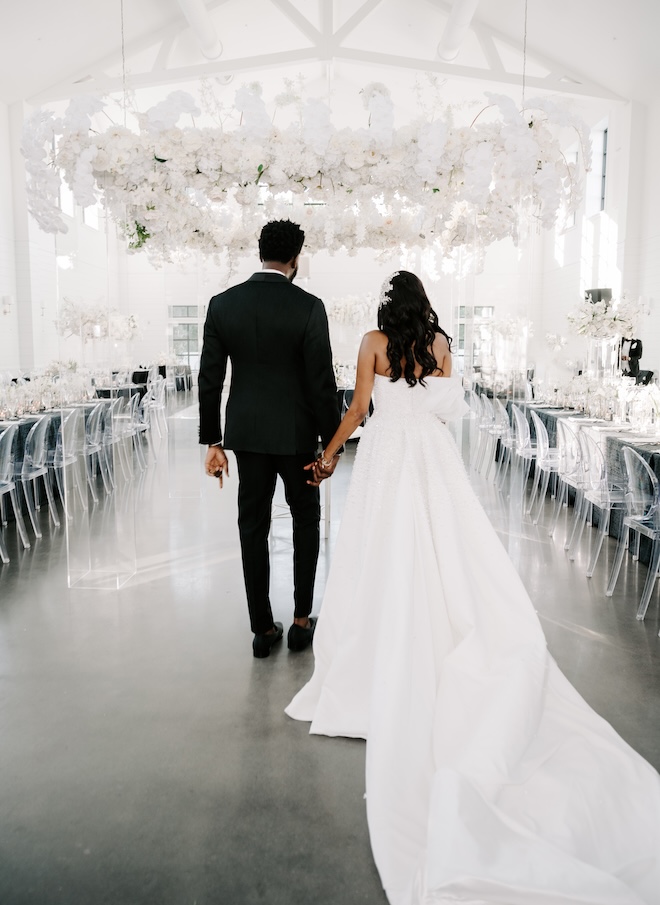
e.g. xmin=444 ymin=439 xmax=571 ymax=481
xmin=22 ymin=85 xmax=591 ymax=267
xmin=156 ymin=352 xmax=178 ymax=367
xmin=546 ymin=333 xmax=567 ymax=353
xmin=566 ymin=293 xmax=645 ymax=379
xmin=566 ymin=293 xmax=644 ymax=339
xmin=324 ymin=294 xmax=378 ymax=327
xmin=109 ymin=313 xmax=140 ymax=341
xmin=42 ymin=359 xmax=79 ymax=376
xmin=55 ymin=297 xmax=109 ymax=342
xmin=478 ymin=315 xmax=533 ymax=392
xmin=486 ymin=315 xmax=534 ymax=340
xmin=55 ymin=298 xmax=139 ymax=343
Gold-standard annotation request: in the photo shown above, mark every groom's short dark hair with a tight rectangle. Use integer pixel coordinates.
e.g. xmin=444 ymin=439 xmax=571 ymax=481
xmin=258 ymin=220 xmax=305 ymax=263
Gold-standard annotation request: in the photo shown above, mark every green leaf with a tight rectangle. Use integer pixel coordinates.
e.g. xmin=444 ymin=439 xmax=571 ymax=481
xmin=128 ymin=220 xmax=151 ymax=250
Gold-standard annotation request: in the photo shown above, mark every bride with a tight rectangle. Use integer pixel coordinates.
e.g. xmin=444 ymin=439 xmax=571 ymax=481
xmin=286 ymin=271 xmax=660 ymax=905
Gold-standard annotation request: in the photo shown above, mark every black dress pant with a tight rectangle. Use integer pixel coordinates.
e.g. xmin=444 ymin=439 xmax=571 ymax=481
xmin=234 ymin=451 xmax=320 ymax=635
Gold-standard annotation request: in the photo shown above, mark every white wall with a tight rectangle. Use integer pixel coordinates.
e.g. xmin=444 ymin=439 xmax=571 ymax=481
xmin=531 ymin=98 xmax=655 ymax=384
xmin=0 ymin=100 xmax=18 ymax=370
xmin=636 ymin=99 xmax=660 ymax=372
xmin=8 ymin=100 xmax=58 ymax=374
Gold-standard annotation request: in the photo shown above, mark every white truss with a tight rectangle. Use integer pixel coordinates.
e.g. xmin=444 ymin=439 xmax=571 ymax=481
xmin=29 ymin=0 xmax=621 ymax=105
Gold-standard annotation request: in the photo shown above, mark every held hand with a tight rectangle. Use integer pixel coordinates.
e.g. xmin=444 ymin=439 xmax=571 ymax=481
xmin=304 ymin=454 xmax=340 ymax=487
xmin=205 ymin=446 xmax=229 ymax=489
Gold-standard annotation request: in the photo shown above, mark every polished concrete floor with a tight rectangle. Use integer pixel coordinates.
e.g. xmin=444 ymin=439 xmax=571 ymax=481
xmin=0 ymin=399 xmax=659 ymax=905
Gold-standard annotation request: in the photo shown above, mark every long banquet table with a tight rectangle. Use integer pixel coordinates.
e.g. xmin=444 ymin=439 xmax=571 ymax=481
xmin=96 ymin=383 xmax=147 ymax=401
xmin=0 ymin=401 xmax=114 ymax=464
xmin=520 ymin=403 xmax=660 ymax=565
xmin=131 ymin=365 xmax=193 ymax=391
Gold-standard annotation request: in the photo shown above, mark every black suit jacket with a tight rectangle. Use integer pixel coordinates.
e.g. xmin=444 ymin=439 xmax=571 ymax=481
xmin=198 ymin=272 xmax=340 ymax=454
xmin=620 ymin=338 xmax=643 ymax=376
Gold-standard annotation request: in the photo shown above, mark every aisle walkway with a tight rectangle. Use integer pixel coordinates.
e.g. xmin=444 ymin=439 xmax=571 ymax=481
xmin=0 ymin=404 xmax=658 ymax=905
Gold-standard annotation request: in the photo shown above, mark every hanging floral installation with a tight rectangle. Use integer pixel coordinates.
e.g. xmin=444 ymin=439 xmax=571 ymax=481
xmin=22 ymin=83 xmax=591 ymax=266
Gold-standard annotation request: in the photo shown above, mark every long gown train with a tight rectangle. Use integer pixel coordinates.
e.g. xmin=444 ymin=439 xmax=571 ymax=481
xmin=286 ymin=375 xmax=660 ymax=905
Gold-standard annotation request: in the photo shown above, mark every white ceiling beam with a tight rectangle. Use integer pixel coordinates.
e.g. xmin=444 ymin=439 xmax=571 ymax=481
xmin=333 ymin=0 xmax=383 ymax=44
xmin=437 ymin=0 xmax=480 ymax=62
xmin=176 ymin=0 xmax=223 ymax=59
xmin=27 ymin=0 xmax=233 ymax=105
xmin=154 ymin=34 xmax=176 ymax=71
xmin=31 ymin=41 xmax=622 ymax=105
xmin=320 ymin=0 xmax=334 ymax=54
xmin=472 ymin=26 xmax=505 ymax=74
xmin=428 ymin=0 xmax=610 ymax=98
xmin=472 ymin=22 xmax=505 ymax=72
xmin=334 ymin=47 xmax=623 ymax=99
xmin=26 ymin=0 xmax=621 ymax=106
xmin=269 ymin=0 xmax=322 ymax=45
xmin=30 ymin=49 xmax=321 ymax=103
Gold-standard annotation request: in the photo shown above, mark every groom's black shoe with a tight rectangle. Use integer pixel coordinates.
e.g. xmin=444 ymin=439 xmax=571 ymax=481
xmin=253 ymin=622 xmax=284 ymax=659
xmin=287 ymin=616 xmax=317 ymax=652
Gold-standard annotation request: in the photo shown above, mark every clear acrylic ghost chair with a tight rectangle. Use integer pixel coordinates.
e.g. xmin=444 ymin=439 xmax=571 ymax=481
xmin=493 ymin=399 xmax=516 ymax=490
xmin=606 ymin=447 xmax=660 ymax=624
xmin=114 ymin=392 xmax=147 ymax=472
xmin=102 ymin=396 xmax=131 ymax=484
xmin=510 ymin=403 xmax=537 ymax=493
xmin=569 ymin=431 xmax=625 ymax=577
xmin=49 ymin=407 xmax=88 ymax=516
xmin=174 ymin=364 xmax=191 ymax=393
xmin=481 ymin=396 xmax=511 ymax=481
xmin=480 ymin=394 xmax=512 ymax=480
xmin=475 ymin=394 xmax=498 ymax=473
xmin=83 ymin=402 xmax=114 ymax=501
xmin=164 ymin=366 xmax=178 ymax=397
xmin=527 ymin=410 xmax=561 ymax=522
xmin=550 ymin=420 xmax=585 ymax=540
xmin=0 ymin=425 xmax=31 ymax=562
xmin=466 ymin=390 xmax=482 ymax=466
xmin=16 ymin=414 xmax=60 ymax=538
xmin=143 ymin=376 xmax=168 ymax=438
xmin=136 ymin=390 xmax=157 ymax=462
xmin=115 ymin=367 xmax=131 ymax=387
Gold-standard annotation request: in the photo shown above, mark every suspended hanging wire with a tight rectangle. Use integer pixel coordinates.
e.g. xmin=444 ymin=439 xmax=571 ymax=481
xmin=521 ymin=0 xmax=529 ymax=110
xmin=120 ymin=0 xmax=127 ymax=125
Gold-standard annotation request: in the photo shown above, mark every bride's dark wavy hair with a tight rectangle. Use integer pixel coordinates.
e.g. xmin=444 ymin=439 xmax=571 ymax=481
xmin=377 ymin=271 xmax=452 ymax=387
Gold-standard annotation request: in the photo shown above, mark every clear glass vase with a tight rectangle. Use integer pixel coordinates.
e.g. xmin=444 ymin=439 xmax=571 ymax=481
xmin=586 ymin=337 xmax=619 ymax=378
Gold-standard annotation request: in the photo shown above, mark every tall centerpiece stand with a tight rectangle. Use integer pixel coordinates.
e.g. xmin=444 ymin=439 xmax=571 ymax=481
xmin=54 ymin=288 xmax=137 ymax=591
xmin=585 ymin=336 xmax=620 ymax=379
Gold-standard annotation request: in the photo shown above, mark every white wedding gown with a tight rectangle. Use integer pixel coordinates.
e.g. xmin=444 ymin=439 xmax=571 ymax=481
xmin=286 ymin=375 xmax=660 ymax=905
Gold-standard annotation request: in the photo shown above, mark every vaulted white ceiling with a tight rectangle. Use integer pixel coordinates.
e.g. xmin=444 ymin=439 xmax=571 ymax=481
xmin=1 ymin=0 xmax=658 ymax=107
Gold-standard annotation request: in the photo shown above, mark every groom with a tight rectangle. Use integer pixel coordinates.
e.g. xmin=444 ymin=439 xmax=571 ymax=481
xmin=198 ymin=220 xmax=341 ymax=658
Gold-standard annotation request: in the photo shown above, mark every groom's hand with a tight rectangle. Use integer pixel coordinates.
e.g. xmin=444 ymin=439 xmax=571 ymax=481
xmin=304 ymin=454 xmax=339 ymax=487
xmin=205 ymin=445 xmax=229 ymax=489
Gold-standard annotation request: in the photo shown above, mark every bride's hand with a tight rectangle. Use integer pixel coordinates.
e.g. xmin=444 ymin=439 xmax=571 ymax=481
xmin=304 ymin=454 xmax=339 ymax=486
